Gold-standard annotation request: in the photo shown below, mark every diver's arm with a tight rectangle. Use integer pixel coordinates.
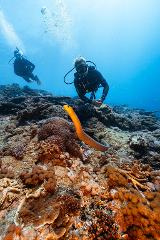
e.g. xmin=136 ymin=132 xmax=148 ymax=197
xmin=96 ymin=71 xmax=109 ymax=102
xmin=74 ymin=80 xmax=92 ymax=103
xmin=101 ymin=79 xmax=109 ymax=102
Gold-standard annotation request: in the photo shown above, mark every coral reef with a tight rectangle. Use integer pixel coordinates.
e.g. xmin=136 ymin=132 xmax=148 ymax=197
xmin=15 ymin=187 xmax=81 ymax=239
xmin=38 ymin=118 xmax=82 ymax=165
xmin=0 ymin=84 xmax=160 ymax=240
xmin=86 ymin=203 xmax=119 ymax=240
xmin=110 ymin=188 xmax=160 ymax=240
xmin=20 ymin=166 xmax=56 ymax=193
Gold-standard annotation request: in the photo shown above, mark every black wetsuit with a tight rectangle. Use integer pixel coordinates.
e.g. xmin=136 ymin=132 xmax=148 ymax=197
xmin=74 ymin=66 xmax=109 ymax=103
xmin=14 ymin=58 xmax=36 ymax=82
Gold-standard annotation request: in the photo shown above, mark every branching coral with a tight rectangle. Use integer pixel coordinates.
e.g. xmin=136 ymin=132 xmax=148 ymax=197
xmin=88 ymin=209 xmax=119 ymax=240
xmin=79 ymin=201 xmax=119 ymax=240
xmin=106 ymin=163 xmax=151 ymax=191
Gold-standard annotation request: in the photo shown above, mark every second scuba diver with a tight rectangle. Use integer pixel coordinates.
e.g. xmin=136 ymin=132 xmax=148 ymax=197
xmin=12 ymin=49 xmax=41 ymax=85
xmin=64 ymin=57 xmax=109 ymax=107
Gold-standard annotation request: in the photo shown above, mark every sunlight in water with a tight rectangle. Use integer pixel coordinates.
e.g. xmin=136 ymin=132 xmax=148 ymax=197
xmin=41 ymin=0 xmax=75 ymax=50
xmin=0 ymin=9 xmax=25 ymax=51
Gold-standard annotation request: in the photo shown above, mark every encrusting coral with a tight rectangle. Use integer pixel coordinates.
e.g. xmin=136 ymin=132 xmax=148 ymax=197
xmin=14 ymin=187 xmax=81 ymax=239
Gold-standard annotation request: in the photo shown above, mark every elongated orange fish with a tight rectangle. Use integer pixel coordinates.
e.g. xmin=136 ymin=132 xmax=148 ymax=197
xmin=63 ymin=105 xmax=109 ymax=152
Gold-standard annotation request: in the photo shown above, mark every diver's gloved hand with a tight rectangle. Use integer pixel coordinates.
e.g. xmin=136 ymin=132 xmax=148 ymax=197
xmin=92 ymin=100 xmax=103 ymax=107
xmin=34 ymin=76 xmax=41 ymax=85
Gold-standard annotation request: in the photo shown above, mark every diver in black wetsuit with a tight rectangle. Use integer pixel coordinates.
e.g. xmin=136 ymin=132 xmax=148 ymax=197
xmin=13 ymin=49 xmax=41 ymax=85
xmin=74 ymin=57 xmax=109 ymax=107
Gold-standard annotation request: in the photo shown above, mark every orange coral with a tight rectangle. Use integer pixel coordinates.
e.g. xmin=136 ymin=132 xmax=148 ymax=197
xmin=15 ymin=187 xmax=81 ymax=239
xmin=111 ymin=188 xmax=160 ymax=240
xmin=20 ymin=166 xmax=56 ymax=193
xmin=3 ymin=224 xmax=22 ymax=240
xmin=106 ymin=163 xmax=150 ymax=191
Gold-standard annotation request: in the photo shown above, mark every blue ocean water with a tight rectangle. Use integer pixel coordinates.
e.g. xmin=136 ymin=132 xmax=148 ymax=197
xmin=0 ymin=0 xmax=160 ymax=111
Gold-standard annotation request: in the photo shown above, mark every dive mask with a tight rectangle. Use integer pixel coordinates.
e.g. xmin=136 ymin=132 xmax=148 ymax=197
xmin=76 ymin=64 xmax=88 ymax=76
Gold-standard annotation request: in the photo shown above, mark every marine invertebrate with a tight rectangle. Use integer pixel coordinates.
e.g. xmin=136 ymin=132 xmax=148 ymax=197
xmin=3 ymin=224 xmax=22 ymax=240
xmin=111 ymin=188 xmax=160 ymax=240
xmin=20 ymin=166 xmax=56 ymax=193
xmin=88 ymin=209 xmax=119 ymax=240
xmin=38 ymin=117 xmax=73 ymax=141
xmin=15 ymin=187 xmax=81 ymax=239
xmin=0 ymin=165 xmax=14 ymax=179
xmin=10 ymin=144 xmax=26 ymax=160
xmin=0 ymin=178 xmax=21 ymax=210
xmin=106 ymin=163 xmax=150 ymax=191
xmin=63 ymin=105 xmax=109 ymax=151
xmin=38 ymin=118 xmax=82 ymax=165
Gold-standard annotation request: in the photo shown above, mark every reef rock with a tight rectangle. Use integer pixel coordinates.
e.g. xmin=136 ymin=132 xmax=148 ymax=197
xmin=0 ymin=84 xmax=160 ymax=240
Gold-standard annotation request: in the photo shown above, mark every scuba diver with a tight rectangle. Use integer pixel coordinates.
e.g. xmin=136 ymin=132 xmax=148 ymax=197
xmin=12 ymin=48 xmax=41 ymax=85
xmin=64 ymin=57 xmax=109 ymax=107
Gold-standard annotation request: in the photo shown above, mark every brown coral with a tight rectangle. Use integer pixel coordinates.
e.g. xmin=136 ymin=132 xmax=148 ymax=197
xmin=20 ymin=166 xmax=56 ymax=193
xmin=16 ymin=187 xmax=81 ymax=239
xmin=10 ymin=144 xmax=26 ymax=160
xmin=0 ymin=165 xmax=14 ymax=179
xmin=38 ymin=117 xmax=73 ymax=141
xmin=38 ymin=118 xmax=82 ymax=165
